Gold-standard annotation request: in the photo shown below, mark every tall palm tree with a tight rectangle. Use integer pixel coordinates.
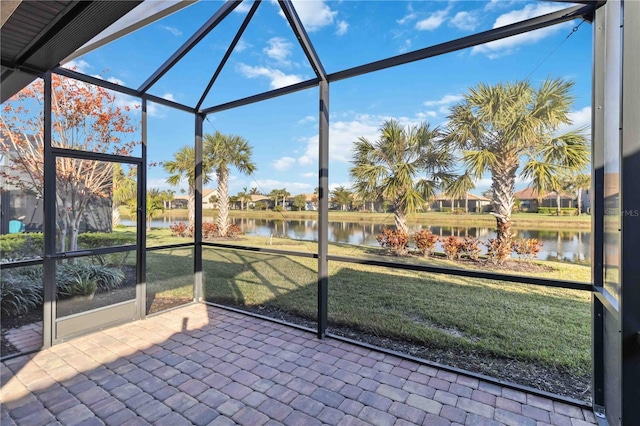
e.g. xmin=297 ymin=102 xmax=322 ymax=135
xmin=564 ymin=173 xmax=591 ymax=216
xmin=112 ymin=163 xmax=136 ymax=227
xmin=163 ymin=146 xmax=213 ymax=229
xmin=350 ymin=119 xmax=454 ymax=234
xmin=204 ymin=131 xmax=256 ymax=236
xmin=445 ymin=172 xmax=475 ymax=214
xmin=441 ymin=78 xmax=589 ymax=256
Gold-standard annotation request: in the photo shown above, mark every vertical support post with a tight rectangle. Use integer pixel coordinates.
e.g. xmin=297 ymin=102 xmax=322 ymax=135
xmin=317 ymin=80 xmax=329 ymax=339
xmin=137 ymin=99 xmax=148 ymax=320
xmin=194 ymin=113 xmax=204 ymax=302
xmin=42 ymin=71 xmax=55 ymax=348
xmin=591 ymin=4 xmax=605 ymax=412
xmin=620 ymin=0 xmax=640 ymax=421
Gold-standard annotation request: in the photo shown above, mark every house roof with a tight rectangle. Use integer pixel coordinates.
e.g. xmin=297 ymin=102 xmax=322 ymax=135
xmin=514 ymin=188 xmax=573 ymax=200
xmin=249 ymin=194 xmax=270 ymax=202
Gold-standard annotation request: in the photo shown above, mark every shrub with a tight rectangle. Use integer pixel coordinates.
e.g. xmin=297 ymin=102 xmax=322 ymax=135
xmin=225 ymin=224 xmax=243 ymax=238
xmin=169 ymin=222 xmax=189 ymax=237
xmin=512 ymin=238 xmax=543 ymax=261
xmin=376 ymin=227 xmax=409 ymax=256
xmin=461 ymin=236 xmax=481 ymax=260
xmin=413 ymin=230 xmax=437 ymax=257
xmin=484 ymin=238 xmax=512 ymax=265
xmin=441 ymin=236 xmax=463 ymax=260
xmin=202 ymin=222 xmax=219 ymax=239
xmin=77 ymin=232 xmax=136 ymax=248
xmin=69 ymin=272 xmax=98 ymax=296
xmin=1 ymin=269 xmax=43 ymax=316
xmin=0 ymin=233 xmax=44 ymax=261
xmin=57 ymin=263 xmax=124 ymax=293
xmin=273 ymin=205 xmax=283 ymax=212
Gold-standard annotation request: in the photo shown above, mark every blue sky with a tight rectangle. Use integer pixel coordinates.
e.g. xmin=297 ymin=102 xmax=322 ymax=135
xmin=63 ymin=0 xmax=593 ymax=198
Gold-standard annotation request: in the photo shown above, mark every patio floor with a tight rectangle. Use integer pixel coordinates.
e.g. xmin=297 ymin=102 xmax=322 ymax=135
xmin=1 ymin=304 xmax=596 ymax=426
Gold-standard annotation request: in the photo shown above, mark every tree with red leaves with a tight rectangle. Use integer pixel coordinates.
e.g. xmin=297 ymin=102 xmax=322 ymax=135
xmin=1 ymin=73 xmax=139 ymax=252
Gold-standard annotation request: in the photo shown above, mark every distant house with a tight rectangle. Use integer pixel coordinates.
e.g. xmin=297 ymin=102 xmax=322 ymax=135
xmin=202 ymin=189 xmax=219 ymax=210
xmin=432 ymin=193 xmax=491 ymax=213
xmin=248 ymin=194 xmax=273 ymax=210
xmin=514 ymin=188 xmax=575 ymax=212
xmin=169 ymin=188 xmax=218 ymax=210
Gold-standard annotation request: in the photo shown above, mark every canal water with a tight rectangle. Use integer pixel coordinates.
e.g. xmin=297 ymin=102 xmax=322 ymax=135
xmin=129 ymin=216 xmax=591 ymax=264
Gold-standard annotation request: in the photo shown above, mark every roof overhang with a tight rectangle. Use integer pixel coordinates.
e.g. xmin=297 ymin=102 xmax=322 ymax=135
xmin=1 ymin=0 xmax=142 ymax=103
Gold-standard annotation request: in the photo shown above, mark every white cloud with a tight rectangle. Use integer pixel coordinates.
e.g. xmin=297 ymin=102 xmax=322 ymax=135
xmin=106 ymin=76 xmax=125 ymax=85
xmin=61 ymin=59 xmax=91 ymax=73
xmin=263 ymin=37 xmax=293 ymax=65
xmin=415 ymin=8 xmax=450 ymax=31
xmin=471 ymin=3 xmax=571 ymax=58
xmin=298 ymin=114 xmax=381 ymax=166
xmin=234 ymin=39 xmax=251 ymax=53
xmin=397 ymin=12 xmax=418 ymax=25
xmin=484 ymin=0 xmax=517 ymax=12
xmin=336 ymin=20 xmax=348 ymax=36
xmin=298 ymin=115 xmax=315 ymax=124
xmin=423 ymin=94 xmax=464 ymax=107
xmin=450 ymin=11 xmax=478 ymax=31
xmin=162 ymin=93 xmax=176 ymax=102
xmin=273 ymin=156 xmax=297 ymax=171
xmin=234 ymin=1 xmax=252 ymax=14
xmin=557 ymin=106 xmax=592 ymax=135
xmin=236 ymin=63 xmax=303 ymax=89
xmin=277 ymin=0 xmax=338 ymax=32
xmin=160 ymin=25 xmax=182 ymax=36
xmin=254 ymin=179 xmax=312 ymax=193
xmin=300 ymin=172 xmax=316 ymax=178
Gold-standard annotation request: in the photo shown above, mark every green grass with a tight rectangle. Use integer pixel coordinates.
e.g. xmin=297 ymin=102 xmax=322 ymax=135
xmin=117 ymin=227 xmax=591 ymax=376
xmin=123 ymin=207 xmax=591 ymax=229
xmin=197 ymin=242 xmax=590 ymax=375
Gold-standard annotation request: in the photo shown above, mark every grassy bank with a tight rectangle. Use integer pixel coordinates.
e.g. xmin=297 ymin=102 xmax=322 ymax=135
xmin=140 ymin=231 xmax=591 ymax=378
xmin=137 ymin=207 xmax=591 ymax=230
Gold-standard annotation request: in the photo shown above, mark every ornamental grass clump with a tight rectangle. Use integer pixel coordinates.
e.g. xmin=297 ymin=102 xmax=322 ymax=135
xmin=1 ymin=270 xmax=43 ymax=316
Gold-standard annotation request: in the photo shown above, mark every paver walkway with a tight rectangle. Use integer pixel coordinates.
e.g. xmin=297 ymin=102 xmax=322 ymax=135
xmin=1 ymin=303 xmax=596 ymax=425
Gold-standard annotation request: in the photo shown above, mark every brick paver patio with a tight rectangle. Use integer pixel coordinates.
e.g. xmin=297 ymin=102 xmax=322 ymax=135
xmin=1 ymin=303 xmax=596 ymax=425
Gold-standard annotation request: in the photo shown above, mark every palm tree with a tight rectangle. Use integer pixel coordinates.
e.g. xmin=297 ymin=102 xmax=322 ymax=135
xmin=331 ymin=186 xmax=353 ymax=211
xmin=441 ymin=78 xmax=589 ymax=256
xmin=444 ymin=172 xmax=475 ymax=214
xmin=249 ymin=187 xmax=260 ymax=195
xmin=204 ymin=131 xmax=256 ymax=236
xmin=240 ymin=186 xmax=251 ymax=211
xmin=350 ymin=119 xmax=454 ymax=234
xmin=564 ymin=173 xmax=591 ymax=215
xmin=164 ymin=146 xmax=213 ymax=230
xmin=111 ymin=163 xmax=136 ymax=227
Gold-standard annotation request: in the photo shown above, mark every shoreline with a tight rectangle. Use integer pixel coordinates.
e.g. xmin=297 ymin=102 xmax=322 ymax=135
xmin=133 ymin=208 xmax=592 ymax=230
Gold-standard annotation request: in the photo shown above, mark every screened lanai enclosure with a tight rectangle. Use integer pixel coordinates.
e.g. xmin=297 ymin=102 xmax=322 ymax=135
xmin=1 ymin=1 xmax=639 ymax=424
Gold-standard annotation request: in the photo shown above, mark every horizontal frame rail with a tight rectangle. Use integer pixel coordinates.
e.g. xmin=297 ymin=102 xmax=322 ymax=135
xmin=201 ymin=243 xmax=592 ymax=291
xmin=202 ymin=241 xmax=318 ymax=259
xmin=146 ymin=242 xmax=195 ymax=252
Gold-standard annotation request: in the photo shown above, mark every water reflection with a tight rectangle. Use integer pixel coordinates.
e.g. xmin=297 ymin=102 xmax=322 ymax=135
xmin=239 ymin=218 xmax=592 ymax=263
xmin=127 ymin=217 xmax=592 ymax=264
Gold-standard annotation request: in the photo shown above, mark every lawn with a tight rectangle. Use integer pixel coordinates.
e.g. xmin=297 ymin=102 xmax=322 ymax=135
xmin=141 ymin=207 xmax=592 ymax=230
xmin=138 ymin=229 xmax=591 ymax=383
